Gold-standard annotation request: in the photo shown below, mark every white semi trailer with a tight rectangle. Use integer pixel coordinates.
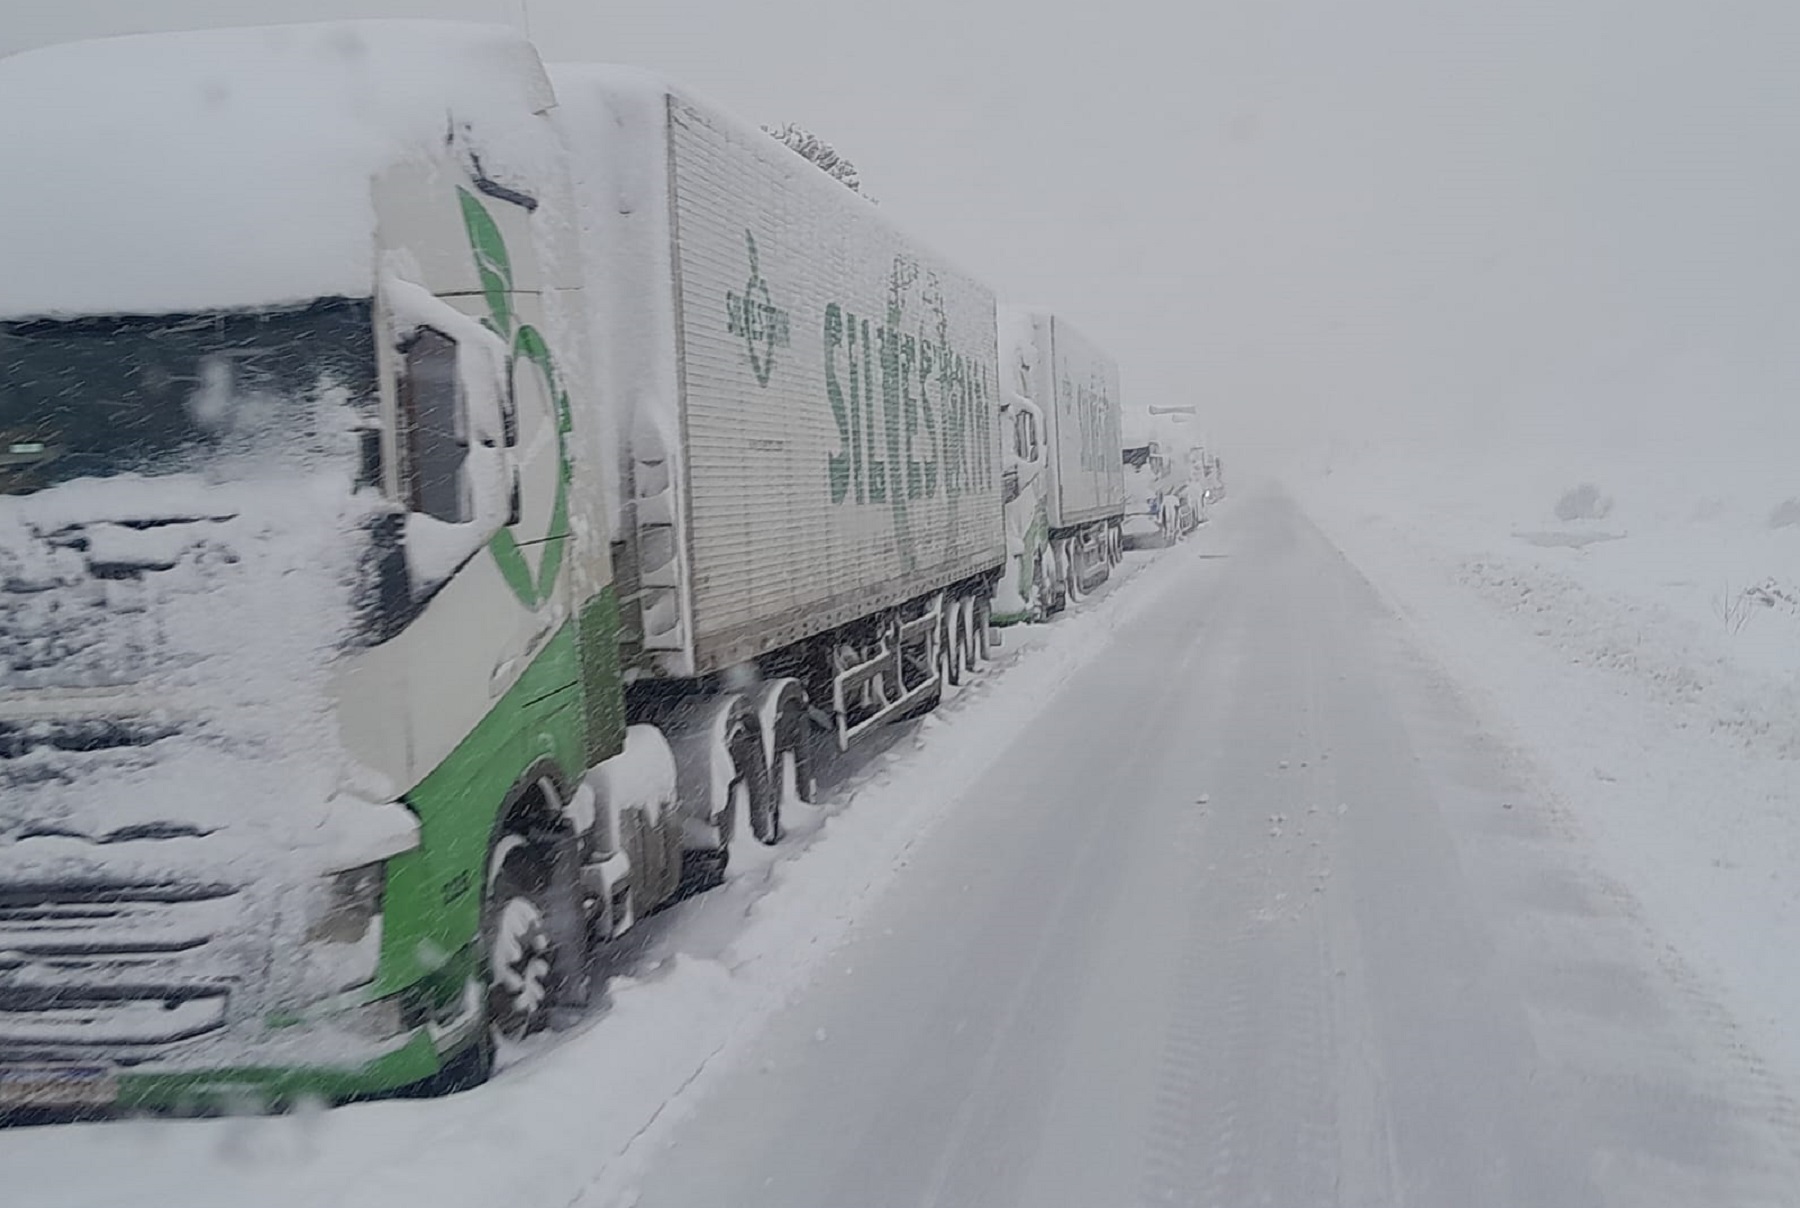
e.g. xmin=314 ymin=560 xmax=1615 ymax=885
xmin=0 ymin=22 xmax=1001 ymax=1113
xmin=992 ymin=309 xmax=1126 ymax=621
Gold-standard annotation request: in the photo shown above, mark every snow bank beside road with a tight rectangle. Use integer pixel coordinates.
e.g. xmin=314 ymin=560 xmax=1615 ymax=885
xmin=1294 ymin=450 xmax=1800 ymax=1086
xmin=1 ymin=541 xmax=1211 ymax=1208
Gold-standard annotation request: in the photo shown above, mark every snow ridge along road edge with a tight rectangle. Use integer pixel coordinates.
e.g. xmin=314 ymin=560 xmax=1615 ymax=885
xmin=1290 ymin=475 xmax=1800 ymax=1110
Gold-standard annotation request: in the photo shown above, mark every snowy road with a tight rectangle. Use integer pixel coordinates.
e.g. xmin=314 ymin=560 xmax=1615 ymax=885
xmin=622 ymin=492 xmax=1800 ymax=1208
xmin=9 ymin=492 xmax=1800 ymax=1208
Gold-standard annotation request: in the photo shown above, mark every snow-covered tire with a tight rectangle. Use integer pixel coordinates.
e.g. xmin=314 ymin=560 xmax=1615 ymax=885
xmin=483 ymin=834 xmax=559 ymax=1046
xmin=1046 ymin=544 xmax=1070 ymax=614
xmin=959 ymin=594 xmax=980 ymax=673
xmin=673 ymin=699 xmax=768 ymax=889
xmin=944 ymin=599 xmax=968 ymax=687
xmin=1063 ymin=540 xmax=1084 ymax=605
xmin=680 ymin=790 xmax=733 ymax=894
xmin=935 ymin=623 xmax=954 ymax=697
xmin=754 ymin=679 xmax=813 ymax=821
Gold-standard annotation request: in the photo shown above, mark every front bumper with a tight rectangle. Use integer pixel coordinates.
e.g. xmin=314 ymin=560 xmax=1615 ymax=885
xmin=0 ymin=976 xmax=479 ymax=1117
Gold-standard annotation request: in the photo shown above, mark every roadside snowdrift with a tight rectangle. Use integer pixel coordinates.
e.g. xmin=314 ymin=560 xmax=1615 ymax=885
xmin=1295 ymin=440 xmax=1800 ymax=1087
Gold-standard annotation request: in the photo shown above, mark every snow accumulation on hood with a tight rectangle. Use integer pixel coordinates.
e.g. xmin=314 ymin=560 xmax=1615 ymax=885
xmin=0 ymin=20 xmax=555 ymax=320
xmin=0 ymin=429 xmax=390 ymax=886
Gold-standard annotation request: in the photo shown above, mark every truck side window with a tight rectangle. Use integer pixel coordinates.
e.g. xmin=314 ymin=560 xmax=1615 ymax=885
xmin=1014 ymin=412 xmax=1039 ymax=462
xmin=398 ymin=327 xmax=469 ymax=523
xmin=500 ymin=356 xmax=519 ymax=448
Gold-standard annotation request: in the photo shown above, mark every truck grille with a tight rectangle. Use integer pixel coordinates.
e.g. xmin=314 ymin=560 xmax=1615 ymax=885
xmin=0 ymin=882 xmax=241 ymax=1057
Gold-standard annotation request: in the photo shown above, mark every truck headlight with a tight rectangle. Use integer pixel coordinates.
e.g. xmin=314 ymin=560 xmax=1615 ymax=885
xmin=306 ymin=862 xmax=386 ymax=945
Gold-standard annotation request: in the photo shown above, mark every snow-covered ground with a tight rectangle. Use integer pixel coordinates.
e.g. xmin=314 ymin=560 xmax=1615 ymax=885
xmin=1294 ymin=443 xmax=1800 ymax=1086
xmin=0 ymin=545 xmax=1199 ymax=1208
xmin=12 ymin=491 xmax=1800 ymax=1206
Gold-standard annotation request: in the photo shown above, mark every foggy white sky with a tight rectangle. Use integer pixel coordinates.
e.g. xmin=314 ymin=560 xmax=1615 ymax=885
xmin=9 ymin=1 xmax=1799 ymax=469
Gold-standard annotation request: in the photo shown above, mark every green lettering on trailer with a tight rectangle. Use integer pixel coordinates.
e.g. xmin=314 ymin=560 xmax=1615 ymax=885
xmin=819 ymin=258 xmax=998 ymax=574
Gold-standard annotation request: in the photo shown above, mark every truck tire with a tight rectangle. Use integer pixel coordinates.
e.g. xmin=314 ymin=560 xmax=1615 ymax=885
xmin=943 ymin=599 xmax=967 ymax=688
xmin=483 ymin=833 xmax=559 ymax=1044
xmin=669 ymin=696 xmax=767 ymax=891
xmin=958 ymin=594 xmax=980 ymax=675
xmin=971 ymin=593 xmax=992 ymax=663
xmin=1041 ymin=546 xmax=1068 ymax=616
xmin=1063 ymin=539 xmax=1084 ymax=604
xmin=751 ymin=678 xmax=810 ymax=838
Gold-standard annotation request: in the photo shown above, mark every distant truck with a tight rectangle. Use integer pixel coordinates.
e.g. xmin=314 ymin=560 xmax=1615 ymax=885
xmin=1199 ymin=450 xmax=1226 ymax=504
xmin=991 ymin=309 xmax=1126 ymax=622
xmin=1121 ymin=442 xmax=1185 ymax=548
xmin=0 ymin=23 xmax=1002 ymax=1112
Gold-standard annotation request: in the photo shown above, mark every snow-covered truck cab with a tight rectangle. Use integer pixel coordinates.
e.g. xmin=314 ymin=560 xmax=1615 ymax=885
xmin=993 ymin=319 xmax=1053 ymax=624
xmin=992 ymin=309 xmax=1127 ymax=620
xmin=0 ymin=22 xmax=642 ymax=1113
xmin=1120 ymin=440 xmax=1175 ymax=548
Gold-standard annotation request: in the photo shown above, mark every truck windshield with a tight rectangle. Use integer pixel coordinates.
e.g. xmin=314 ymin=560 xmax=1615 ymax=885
xmin=0 ymin=298 xmax=374 ymax=494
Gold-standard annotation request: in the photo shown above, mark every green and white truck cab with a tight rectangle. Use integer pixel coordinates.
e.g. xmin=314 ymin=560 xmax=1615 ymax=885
xmin=0 ymin=20 xmax=1009 ymax=1115
xmin=0 ymin=22 xmax=665 ymax=1113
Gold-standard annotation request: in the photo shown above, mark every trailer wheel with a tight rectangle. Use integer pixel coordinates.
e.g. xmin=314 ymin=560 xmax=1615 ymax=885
xmin=754 ymin=679 xmax=813 ymax=821
xmin=944 ymin=599 xmax=967 ymax=687
xmin=936 ymin=612 xmax=959 ymax=697
xmin=1062 ymin=539 xmax=1084 ymax=605
xmin=483 ymin=834 xmax=559 ymax=1045
xmin=958 ymin=594 xmax=981 ymax=674
xmin=676 ymin=701 xmax=769 ymax=889
xmin=1040 ymin=546 xmax=1067 ymax=616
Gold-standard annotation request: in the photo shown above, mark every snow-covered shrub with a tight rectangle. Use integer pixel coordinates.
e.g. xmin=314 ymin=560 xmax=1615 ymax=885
xmin=1768 ymin=498 xmax=1800 ymax=529
xmin=762 ymin=122 xmax=872 ymax=199
xmin=1555 ymin=482 xmax=1613 ymax=522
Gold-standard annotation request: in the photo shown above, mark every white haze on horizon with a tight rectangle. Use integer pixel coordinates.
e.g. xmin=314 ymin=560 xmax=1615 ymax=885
xmin=8 ymin=0 xmax=1797 ymax=484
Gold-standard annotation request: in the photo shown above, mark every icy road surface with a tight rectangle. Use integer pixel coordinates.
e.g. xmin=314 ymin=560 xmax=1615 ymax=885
xmin=626 ymin=493 xmax=1800 ymax=1208
xmin=8 ymin=493 xmax=1799 ymax=1208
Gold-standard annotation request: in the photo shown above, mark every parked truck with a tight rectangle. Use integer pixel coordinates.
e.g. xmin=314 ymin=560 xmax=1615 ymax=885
xmin=0 ymin=22 xmax=1002 ymax=1114
xmin=991 ymin=309 xmax=1126 ymax=622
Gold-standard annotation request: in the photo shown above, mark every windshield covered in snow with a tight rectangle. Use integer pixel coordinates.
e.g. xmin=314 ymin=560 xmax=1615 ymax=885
xmin=0 ymin=293 xmax=386 ymax=897
xmin=0 ymin=300 xmax=374 ymax=496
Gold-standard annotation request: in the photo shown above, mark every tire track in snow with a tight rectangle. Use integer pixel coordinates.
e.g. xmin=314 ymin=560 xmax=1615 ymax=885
xmin=1138 ymin=518 xmax=1342 ymax=1208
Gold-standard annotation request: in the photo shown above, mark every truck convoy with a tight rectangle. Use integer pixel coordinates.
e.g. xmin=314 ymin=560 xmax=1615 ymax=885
xmin=0 ymin=21 xmax=1135 ymax=1114
xmin=992 ymin=309 xmax=1127 ymax=623
xmin=1121 ymin=406 xmax=1211 ymax=548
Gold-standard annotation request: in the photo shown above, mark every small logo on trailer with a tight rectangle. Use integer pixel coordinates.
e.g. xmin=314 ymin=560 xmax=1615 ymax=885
xmin=726 ymin=230 xmax=792 ymax=387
